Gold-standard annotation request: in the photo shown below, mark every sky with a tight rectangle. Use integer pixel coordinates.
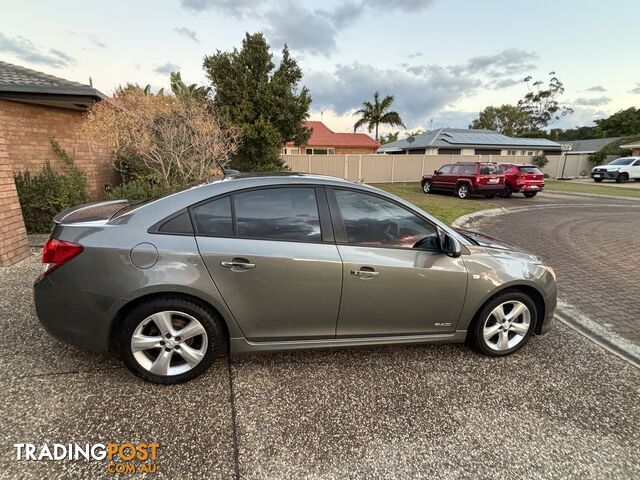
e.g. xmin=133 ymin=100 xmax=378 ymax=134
xmin=1 ymin=0 xmax=639 ymax=137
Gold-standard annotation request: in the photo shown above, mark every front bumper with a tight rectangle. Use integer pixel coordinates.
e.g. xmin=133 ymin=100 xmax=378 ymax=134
xmin=591 ymin=171 xmax=618 ymax=180
xmin=34 ymin=275 xmax=124 ymax=352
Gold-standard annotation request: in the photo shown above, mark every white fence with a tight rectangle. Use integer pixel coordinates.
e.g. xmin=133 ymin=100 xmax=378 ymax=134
xmin=282 ymin=154 xmax=597 ymax=183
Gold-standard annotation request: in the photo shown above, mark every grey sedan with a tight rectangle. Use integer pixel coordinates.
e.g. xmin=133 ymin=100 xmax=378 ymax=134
xmin=34 ymin=173 xmax=556 ymax=384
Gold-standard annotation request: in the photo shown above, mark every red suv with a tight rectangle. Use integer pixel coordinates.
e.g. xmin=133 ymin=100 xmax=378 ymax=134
xmin=499 ymin=163 xmax=544 ymax=198
xmin=421 ymin=162 xmax=505 ymax=199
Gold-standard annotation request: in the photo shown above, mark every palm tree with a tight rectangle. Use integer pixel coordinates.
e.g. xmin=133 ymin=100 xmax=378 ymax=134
xmin=353 ymin=91 xmax=405 ymax=141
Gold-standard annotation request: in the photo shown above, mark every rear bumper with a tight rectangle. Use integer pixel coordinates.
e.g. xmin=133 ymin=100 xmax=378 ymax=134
xmin=34 ymin=275 xmax=124 ymax=352
xmin=514 ymin=183 xmax=544 ymax=192
xmin=474 ymin=184 xmax=504 ymax=193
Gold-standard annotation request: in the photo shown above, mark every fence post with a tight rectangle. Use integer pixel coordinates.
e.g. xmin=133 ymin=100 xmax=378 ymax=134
xmin=308 ymin=155 xmax=311 ymax=173
xmin=344 ymin=156 xmax=348 ymax=179
xmin=421 ymin=155 xmax=425 ymax=176
xmin=391 ymin=156 xmax=395 ymax=183
xmin=358 ymin=155 xmax=362 ymax=181
xmin=577 ymin=155 xmax=584 ymax=177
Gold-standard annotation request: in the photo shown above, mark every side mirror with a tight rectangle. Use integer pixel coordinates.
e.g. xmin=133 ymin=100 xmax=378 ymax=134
xmin=439 ymin=229 xmax=462 ymax=258
xmin=434 ymin=170 xmax=439 ymax=175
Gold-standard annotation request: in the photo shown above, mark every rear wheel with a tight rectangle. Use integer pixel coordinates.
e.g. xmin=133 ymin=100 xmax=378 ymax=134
xmin=455 ymin=183 xmax=470 ymax=199
xmin=498 ymin=184 xmax=512 ymax=198
xmin=616 ymin=173 xmax=628 ymax=183
xmin=593 ymin=178 xmax=603 ymax=183
xmin=469 ymin=291 xmax=536 ymax=356
xmin=422 ymin=181 xmax=432 ymax=194
xmin=523 ymin=191 xmax=537 ymax=198
xmin=119 ymin=297 xmax=225 ymax=384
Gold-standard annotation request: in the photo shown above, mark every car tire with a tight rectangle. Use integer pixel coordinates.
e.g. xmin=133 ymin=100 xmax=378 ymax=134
xmin=118 ymin=296 xmax=225 ymax=384
xmin=422 ymin=181 xmax=432 ymax=194
xmin=616 ymin=173 xmax=628 ymax=183
xmin=523 ymin=191 xmax=537 ymax=198
xmin=498 ymin=184 xmax=512 ymax=198
xmin=593 ymin=178 xmax=603 ymax=183
xmin=469 ymin=291 xmax=537 ymax=357
xmin=455 ymin=183 xmax=470 ymax=199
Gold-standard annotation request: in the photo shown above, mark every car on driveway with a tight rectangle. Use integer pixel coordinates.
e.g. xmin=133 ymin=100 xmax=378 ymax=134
xmin=35 ymin=173 xmax=556 ymax=384
xmin=499 ymin=163 xmax=544 ymax=198
xmin=591 ymin=156 xmax=640 ymax=183
xmin=421 ymin=162 xmax=505 ymax=199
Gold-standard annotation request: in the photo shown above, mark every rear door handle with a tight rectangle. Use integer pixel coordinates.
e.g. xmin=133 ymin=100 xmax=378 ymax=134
xmin=221 ymin=258 xmax=256 ymax=272
xmin=351 ymin=267 xmax=380 ymax=279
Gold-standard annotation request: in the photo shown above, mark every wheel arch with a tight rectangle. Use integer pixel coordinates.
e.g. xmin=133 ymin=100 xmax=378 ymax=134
xmin=109 ymin=291 xmax=232 ymax=352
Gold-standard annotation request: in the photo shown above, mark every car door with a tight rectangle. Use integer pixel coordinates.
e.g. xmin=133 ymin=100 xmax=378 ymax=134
xmin=327 ymin=187 xmax=468 ymax=337
xmin=632 ymin=158 xmax=640 ymax=179
xmin=192 ymin=186 xmax=342 ymax=341
xmin=432 ymin=164 xmax=451 ymax=190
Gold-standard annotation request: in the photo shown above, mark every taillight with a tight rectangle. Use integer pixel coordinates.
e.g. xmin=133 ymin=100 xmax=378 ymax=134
xmin=41 ymin=238 xmax=83 ymax=273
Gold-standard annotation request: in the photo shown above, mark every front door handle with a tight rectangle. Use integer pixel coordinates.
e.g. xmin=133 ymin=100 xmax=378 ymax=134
xmin=351 ymin=267 xmax=380 ymax=279
xmin=221 ymin=258 xmax=256 ymax=272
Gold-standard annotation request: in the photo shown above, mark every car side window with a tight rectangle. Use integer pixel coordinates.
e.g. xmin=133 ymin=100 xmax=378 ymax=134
xmin=333 ymin=189 xmax=438 ymax=250
xmin=450 ymin=165 xmax=463 ymax=174
xmin=191 ymin=196 xmax=233 ymax=237
xmin=234 ymin=187 xmax=322 ymax=242
xmin=438 ymin=165 xmax=452 ymax=174
xmin=634 ymin=159 xmax=640 ymax=166
xmin=463 ymin=165 xmax=476 ymax=174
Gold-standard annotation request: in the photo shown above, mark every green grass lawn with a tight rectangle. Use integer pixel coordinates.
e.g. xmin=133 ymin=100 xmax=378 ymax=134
xmin=544 ymin=180 xmax=640 ymax=198
xmin=375 ymin=182 xmax=499 ymax=225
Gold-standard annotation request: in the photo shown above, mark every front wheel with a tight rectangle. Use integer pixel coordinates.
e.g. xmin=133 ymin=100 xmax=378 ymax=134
xmin=498 ymin=184 xmax=512 ymax=198
xmin=118 ymin=296 xmax=225 ymax=384
xmin=523 ymin=191 xmax=537 ymax=198
xmin=455 ymin=184 xmax=470 ymax=199
xmin=469 ymin=291 xmax=536 ymax=356
xmin=593 ymin=178 xmax=603 ymax=183
xmin=616 ymin=173 xmax=628 ymax=183
xmin=422 ymin=181 xmax=432 ymax=194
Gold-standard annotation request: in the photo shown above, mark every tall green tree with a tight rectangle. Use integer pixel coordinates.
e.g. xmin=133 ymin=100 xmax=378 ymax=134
xmin=203 ymin=33 xmax=312 ymax=171
xmin=469 ymin=105 xmax=532 ymax=136
xmin=517 ymin=72 xmax=573 ymax=129
xmin=594 ymin=107 xmax=640 ymax=137
xmin=170 ymin=71 xmax=211 ymax=98
xmin=353 ymin=91 xmax=405 ymax=141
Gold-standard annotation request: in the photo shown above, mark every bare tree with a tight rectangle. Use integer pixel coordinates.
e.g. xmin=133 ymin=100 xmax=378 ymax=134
xmin=84 ymin=88 xmax=240 ymax=187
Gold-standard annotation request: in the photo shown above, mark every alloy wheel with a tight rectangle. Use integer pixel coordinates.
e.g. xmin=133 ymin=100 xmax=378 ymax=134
xmin=131 ymin=310 xmax=208 ymax=376
xmin=457 ymin=185 xmax=469 ymax=199
xmin=482 ymin=301 xmax=531 ymax=351
xmin=423 ymin=182 xmax=431 ymax=193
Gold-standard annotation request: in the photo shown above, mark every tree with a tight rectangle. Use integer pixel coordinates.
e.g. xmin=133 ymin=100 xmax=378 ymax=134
xmin=469 ymin=105 xmax=532 ymax=136
xmin=589 ymin=133 xmax=640 ymax=165
xmin=517 ymin=72 xmax=573 ymax=129
xmin=379 ymin=131 xmax=399 ymax=144
xmin=594 ymin=107 xmax=640 ymax=137
xmin=203 ymin=33 xmax=312 ymax=171
xmin=84 ymin=88 xmax=240 ymax=187
xmin=353 ymin=91 xmax=405 ymax=141
xmin=170 ymin=71 xmax=211 ymax=98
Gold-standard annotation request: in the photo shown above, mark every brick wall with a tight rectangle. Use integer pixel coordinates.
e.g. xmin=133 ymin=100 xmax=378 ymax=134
xmin=0 ymin=127 xmax=30 ymax=267
xmin=0 ymin=99 xmax=117 ymax=199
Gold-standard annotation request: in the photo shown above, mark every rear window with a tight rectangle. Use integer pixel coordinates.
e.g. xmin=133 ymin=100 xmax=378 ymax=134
xmin=518 ymin=166 xmax=542 ymax=174
xmin=479 ymin=165 xmax=501 ymax=174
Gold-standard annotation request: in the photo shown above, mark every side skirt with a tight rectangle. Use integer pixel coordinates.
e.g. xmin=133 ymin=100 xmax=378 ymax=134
xmin=230 ymin=330 xmax=468 ymax=355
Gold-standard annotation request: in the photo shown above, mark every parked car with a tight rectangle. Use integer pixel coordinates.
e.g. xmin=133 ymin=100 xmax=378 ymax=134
xmin=421 ymin=162 xmax=505 ymax=199
xmin=35 ymin=173 xmax=556 ymax=384
xmin=499 ymin=164 xmax=545 ymax=198
xmin=591 ymin=157 xmax=640 ymax=183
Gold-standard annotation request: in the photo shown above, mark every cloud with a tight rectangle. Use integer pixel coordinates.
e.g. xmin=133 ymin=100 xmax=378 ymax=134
xmin=584 ymin=85 xmax=606 ymax=92
xmin=174 ymin=27 xmax=200 ymax=43
xmin=573 ymin=96 xmax=611 ymax=106
xmin=154 ymin=62 xmax=180 ymax=75
xmin=408 ymin=52 xmax=423 ymax=59
xmin=492 ymin=78 xmax=521 ymax=89
xmin=306 ymin=62 xmax=480 ymax=128
xmin=90 ymin=35 xmax=107 ymax=48
xmin=631 ymin=83 xmax=640 ymax=94
xmin=179 ymin=0 xmax=437 ymax=56
xmin=0 ymin=32 xmax=75 ymax=68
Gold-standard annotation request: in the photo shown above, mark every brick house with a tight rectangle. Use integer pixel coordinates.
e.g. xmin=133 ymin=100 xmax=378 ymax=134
xmin=0 ymin=61 xmax=115 ymax=266
xmin=283 ymin=121 xmax=380 ymax=155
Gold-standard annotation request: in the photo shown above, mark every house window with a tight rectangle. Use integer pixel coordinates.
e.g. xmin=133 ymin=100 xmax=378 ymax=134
xmin=305 ymin=148 xmax=335 ymax=155
xmin=437 ymin=148 xmax=462 ymax=155
xmin=507 ymin=150 xmax=517 ymax=156
xmin=475 ymin=149 xmax=501 ymax=156
xmin=527 ymin=151 xmax=535 ymax=156
xmin=281 ymin=147 xmax=300 ymax=155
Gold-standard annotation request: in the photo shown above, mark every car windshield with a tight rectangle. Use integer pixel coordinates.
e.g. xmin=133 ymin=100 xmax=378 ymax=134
xmin=518 ymin=166 xmax=542 ymax=174
xmin=608 ymin=158 xmax=634 ymax=166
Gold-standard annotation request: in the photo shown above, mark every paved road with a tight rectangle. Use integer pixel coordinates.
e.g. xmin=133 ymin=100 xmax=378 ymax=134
xmin=2 ymin=256 xmax=639 ymax=479
xmin=471 ymin=192 xmax=640 ymax=344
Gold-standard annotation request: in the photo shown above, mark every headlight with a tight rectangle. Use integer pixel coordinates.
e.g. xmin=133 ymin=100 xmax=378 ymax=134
xmin=542 ymin=265 xmax=556 ymax=281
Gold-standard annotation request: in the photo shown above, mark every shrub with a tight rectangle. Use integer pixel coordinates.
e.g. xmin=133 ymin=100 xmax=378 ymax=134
xmin=14 ymin=139 xmax=89 ymax=233
xmin=106 ymin=178 xmax=176 ymax=202
xmin=532 ymin=154 xmax=549 ymax=169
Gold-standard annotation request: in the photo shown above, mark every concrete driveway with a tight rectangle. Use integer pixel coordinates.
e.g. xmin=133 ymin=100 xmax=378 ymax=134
xmin=1 ymin=256 xmax=639 ymax=479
